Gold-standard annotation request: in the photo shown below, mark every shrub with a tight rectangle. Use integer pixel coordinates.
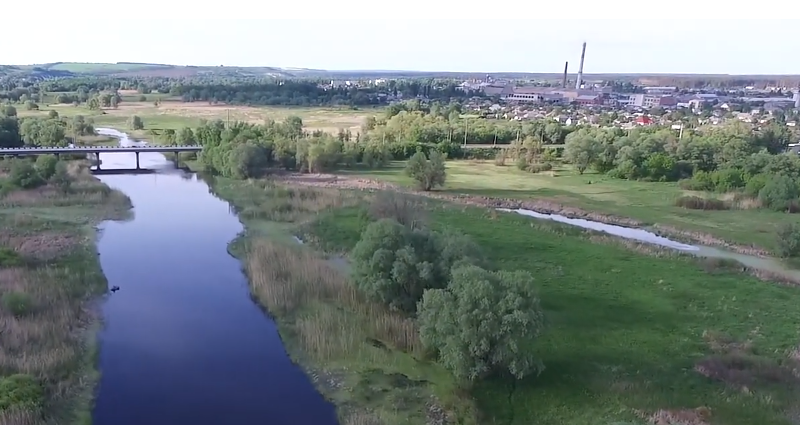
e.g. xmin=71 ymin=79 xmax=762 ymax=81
xmin=744 ymin=174 xmax=769 ymax=198
xmin=0 ymin=374 xmax=43 ymax=411
xmin=0 ymin=247 xmax=22 ymax=267
xmin=674 ymin=196 xmax=729 ymax=211
xmin=34 ymin=155 xmax=58 ymax=180
xmin=404 ymin=150 xmax=446 ymax=191
xmin=47 ymin=110 xmax=59 ymax=119
xmin=418 ymin=264 xmax=545 ymax=383
xmin=494 ymin=149 xmax=508 ymax=166
xmin=8 ymin=160 xmax=44 ymax=189
xmin=776 ymin=223 xmax=800 ymax=258
xmin=350 ymin=219 xmax=485 ymax=313
xmin=368 ymin=192 xmax=428 ymax=229
xmin=758 ymin=175 xmax=800 ymax=212
xmin=128 ymin=115 xmax=144 ymax=130
xmin=527 ymin=162 xmax=553 ymax=173
xmin=50 ymin=161 xmax=72 ymax=193
xmin=2 ymin=291 xmax=33 ymax=317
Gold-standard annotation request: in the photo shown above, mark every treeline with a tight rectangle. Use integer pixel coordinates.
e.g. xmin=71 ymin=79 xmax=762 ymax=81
xmin=556 ymin=122 xmax=800 ymax=213
xmin=0 ymin=106 xmax=95 ymax=148
xmin=364 ymin=99 xmax=574 ymax=145
xmin=1 ymin=76 xmax=477 ymax=107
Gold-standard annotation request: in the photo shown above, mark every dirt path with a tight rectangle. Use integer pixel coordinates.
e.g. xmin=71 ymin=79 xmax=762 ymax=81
xmin=274 ymin=172 xmax=772 ymax=257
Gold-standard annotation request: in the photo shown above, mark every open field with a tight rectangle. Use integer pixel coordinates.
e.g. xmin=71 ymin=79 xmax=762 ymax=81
xmin=306 ymin=192 xmax=800 ymax=425
xmin=18 ymin=100 xmax=381 ymax=137
xmin=0 ymin=160 xmax=131 ymax=424
xmin=340 ymin=160 xmax=798 ymax=253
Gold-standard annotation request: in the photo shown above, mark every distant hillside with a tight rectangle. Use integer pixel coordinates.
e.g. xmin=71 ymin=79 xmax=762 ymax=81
xmin=16 ymin=62 xmax=294 ymax=78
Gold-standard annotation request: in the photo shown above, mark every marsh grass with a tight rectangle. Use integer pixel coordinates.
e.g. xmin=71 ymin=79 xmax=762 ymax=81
xmin=244 ymin=239 xmax=475 ymax=424
xmin=0 ymin=161 xmax=130 ymax=424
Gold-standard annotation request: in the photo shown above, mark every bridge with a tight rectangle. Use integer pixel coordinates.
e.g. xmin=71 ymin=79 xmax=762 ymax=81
xmin=0 ymin=145 xmax=203 ymax=169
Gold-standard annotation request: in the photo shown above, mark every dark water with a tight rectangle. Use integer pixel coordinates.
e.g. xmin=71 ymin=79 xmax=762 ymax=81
xmin=91 ymin=129 xmax=338 ymax=425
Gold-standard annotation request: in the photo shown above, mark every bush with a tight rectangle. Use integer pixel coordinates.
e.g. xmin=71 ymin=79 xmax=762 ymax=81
xmin=34 ymin=155 xmax=58 ymax=180
xmin=8 ymin=160 xmax=44 ymax=189
xmin=128 ymin=115 xmax=144 ymax=130
xmin=2 ymin=291 xmax=32 ymax=317
xmin=418 ymin=264 xmax=545 ymax=383
xmin=674 ymin=196 xmax=729 ymax=210
xmin=404 ymin=150 xmax=446 ymax=191
xmin=0 ymin=374 xmax=43 ymax=411
xmin=368 ymin=192 xmax=428 ymax=229
xmin=758 ymin=175 xmax=800 ymax=212
xmin=776 ymin=223 xmax=800 ymax=258
xmin=744 ymin=173 xmax=769 ymax=198
xmin=527 ymin=162 xmax=553 ymax=173
xmin=350 ymin=219 xmax=485 ymax=313
xmin=0 ymin=247 xmax=22 ymax=267
xmin=50 ymin=161 xmax=72 ymax=193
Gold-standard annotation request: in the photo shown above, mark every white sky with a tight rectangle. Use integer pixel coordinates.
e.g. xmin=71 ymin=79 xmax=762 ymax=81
xmin=4 ymin=4 xmax=800 ymax=74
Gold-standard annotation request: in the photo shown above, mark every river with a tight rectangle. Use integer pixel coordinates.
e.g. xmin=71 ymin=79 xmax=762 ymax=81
xmin=90 ymin=129 xmax=338 ymax=425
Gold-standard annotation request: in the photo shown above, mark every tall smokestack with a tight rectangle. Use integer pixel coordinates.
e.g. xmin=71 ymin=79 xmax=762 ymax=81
xmin=575 ymin=42 xmax=587 ymax=90
xmin=562 ymin=61 xmax=569 ymax=88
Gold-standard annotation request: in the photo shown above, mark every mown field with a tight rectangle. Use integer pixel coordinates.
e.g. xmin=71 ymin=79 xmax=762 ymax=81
xmin=343 ymin=160 xmax=798 ymax=253
xmin=205 ymin=172 xmax=800 ymax=425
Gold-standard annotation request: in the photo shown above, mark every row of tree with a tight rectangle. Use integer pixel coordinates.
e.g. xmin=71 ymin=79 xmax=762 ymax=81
xmin=0 ymin=107 xmax=95 ymax=148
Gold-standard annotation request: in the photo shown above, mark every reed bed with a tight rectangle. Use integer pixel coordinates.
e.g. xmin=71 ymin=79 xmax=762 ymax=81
xmin=245 ymin=240 xmax=421 ymax=359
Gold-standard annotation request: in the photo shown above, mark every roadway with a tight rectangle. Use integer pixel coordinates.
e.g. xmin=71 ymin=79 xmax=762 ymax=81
xmin=0 ymin=145 xmax=202 ymax=155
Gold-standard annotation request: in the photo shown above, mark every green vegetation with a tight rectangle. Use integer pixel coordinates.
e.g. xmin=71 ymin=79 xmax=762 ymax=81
xmin=0 ymin=158 xmax=131 ymax=424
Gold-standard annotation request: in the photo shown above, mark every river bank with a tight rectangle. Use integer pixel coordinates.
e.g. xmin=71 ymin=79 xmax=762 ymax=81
xmin=0 ymin=160 xmax=131 ymax=424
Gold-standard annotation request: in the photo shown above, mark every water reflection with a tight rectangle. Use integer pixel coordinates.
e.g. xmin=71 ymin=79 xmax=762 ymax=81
xmin=91 ymin=129 xmax=338 ymax=425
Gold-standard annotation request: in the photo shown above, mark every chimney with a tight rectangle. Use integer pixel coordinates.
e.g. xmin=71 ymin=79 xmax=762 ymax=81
xmin=575 ymin=42 xmax=587 ymax=90
xmin=562 ymin=61 xmax=569 ymax=88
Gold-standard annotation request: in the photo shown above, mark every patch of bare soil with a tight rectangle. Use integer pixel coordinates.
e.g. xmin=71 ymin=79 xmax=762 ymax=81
xmin=273 ymin=173 xmax=771 ymax=257
xmin=693 ymin=330 xmax=798 ymax=392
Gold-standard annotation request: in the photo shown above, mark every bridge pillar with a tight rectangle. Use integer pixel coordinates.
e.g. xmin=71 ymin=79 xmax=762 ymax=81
xmin=95 ymin=152 xmax=101 ymax=170
xmin=135 ymin=152 xmax=140 ymax=170
xmin=174 ymin=151 xmax=180 ymax=168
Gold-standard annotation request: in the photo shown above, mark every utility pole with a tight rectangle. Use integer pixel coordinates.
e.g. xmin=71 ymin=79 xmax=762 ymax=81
xmin=226 ymin=109 xmax=230 ymax=129
xmin=679 ymin=123 xmax=685 ymax=140
xmin=463 ymin=118 xmax=468 ymax=148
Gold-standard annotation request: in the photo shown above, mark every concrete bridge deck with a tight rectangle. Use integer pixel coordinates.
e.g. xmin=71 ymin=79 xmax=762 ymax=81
xmin=0 ymin=145 xmax=202 ymax=155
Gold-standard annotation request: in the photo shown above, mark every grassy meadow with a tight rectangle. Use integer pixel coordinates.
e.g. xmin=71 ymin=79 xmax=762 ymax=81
xmin=0 ymin=160 xmax=131 ymax=424
xmin=200 ymin=171 xmax=800 ymax=425
xmin=20 ymin=94 xmax=381 ymax=139
xmin=342 ymin=160 xmax=798 ymax=253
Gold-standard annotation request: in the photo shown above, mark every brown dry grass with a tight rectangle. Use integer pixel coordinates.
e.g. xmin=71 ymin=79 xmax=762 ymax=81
xmin=245 ymin=241 xmax=420 ymax=357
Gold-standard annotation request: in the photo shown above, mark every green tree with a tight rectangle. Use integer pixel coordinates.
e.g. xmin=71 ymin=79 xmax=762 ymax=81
xmin=563 ymin=130 xmax=598 ymax=174
xmin=2 ymin=105 xmax=17 ymax=117
xmin=418 ymin=264 xmax=546 ymax=382
xmin=34 ymin=155 xmax=58 ymax=180
xmin=350 ymin=219 xmax=485 ymax=313
xmin=758 ymin=175 xmax=799 ymax=211
xmin=776 ymin=223 xmax=800 ymax=258
xmin=404 ymin=150 xmax=446 ymax=191
xmin=128 ymin=115 xmax=144 ymax=131
xmin=50 ymin=161 xmax=72 ymax=194
xmin=9 ymin=160 xmax=45 ymax=189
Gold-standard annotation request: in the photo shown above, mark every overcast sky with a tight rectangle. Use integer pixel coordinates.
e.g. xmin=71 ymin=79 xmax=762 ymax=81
xmin=5 ymin=15 xmax=800 ymax=74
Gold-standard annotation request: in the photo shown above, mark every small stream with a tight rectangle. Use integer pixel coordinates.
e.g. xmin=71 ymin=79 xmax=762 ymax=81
xmin=91 ymin=129 xmax=338 ymax=425
xmin=499 ymin=208 xmax=800 ymax=281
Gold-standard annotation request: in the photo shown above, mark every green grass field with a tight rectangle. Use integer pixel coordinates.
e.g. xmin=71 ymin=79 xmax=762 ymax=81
xmin=308 ymin=200 xmax=800 ymax=425
xmin=343 ymin=160 xmax=797 ymax=253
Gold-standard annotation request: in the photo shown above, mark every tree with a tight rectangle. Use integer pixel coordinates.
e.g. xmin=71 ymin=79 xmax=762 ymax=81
xmin=34 ymin=155 xmax=58 ymax=180
xmin=758 ymin=174 xmax=799 ymax=212
xmin=563 ymin=130 xmax=599 ymax=174
xmin=404 ymin=150 xmax=446 ymax=191
xmin=350 ymin=219 xmax=485 ymax=313
xmin=177 ymin=127 xmax=195 ymax=145
xmin=2 ymin=105 xmax=17 ymax=117
xmin=128 ymin=115 xmax=144 ymax=131
xmin=776 ymin=223 xmax=800 ymax=258
xmin=8 ymin=160 xmax=44 ymax=189
xmin=50 ymin=161 xmax=72 ymax=194
xmin=418 ymin=264 xmax=545 ymax=383
xmin=47 ymin=110 xmax=59 ymax=119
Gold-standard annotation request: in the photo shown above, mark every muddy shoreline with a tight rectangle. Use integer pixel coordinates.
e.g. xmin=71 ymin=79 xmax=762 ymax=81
xmin=272 ymin=172 xmax=772 ymax=258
